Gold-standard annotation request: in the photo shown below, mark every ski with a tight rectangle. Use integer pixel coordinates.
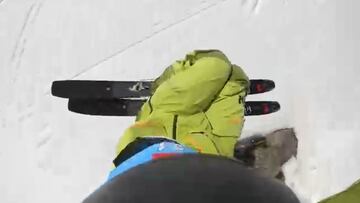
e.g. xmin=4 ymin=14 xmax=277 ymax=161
xmin=51 ymin=79 xmax=275 ymax=99
xmin=67 ymin=98 xmax=280 ymax=117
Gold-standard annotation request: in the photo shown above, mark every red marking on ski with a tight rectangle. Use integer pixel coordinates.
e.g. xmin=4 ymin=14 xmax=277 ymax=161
xmin=256 ymin=84 xmax=264 ymax=92
xmin=262 ymin=103 xmax=270 ymax=114
xmin=152 ymin=153 xmax=180 ymax=160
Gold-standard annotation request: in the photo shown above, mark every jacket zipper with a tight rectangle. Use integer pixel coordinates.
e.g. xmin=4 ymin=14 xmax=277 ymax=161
xmin=148 ymin=96 xmax=153 ymax=113
xmin=172 ymin=115 xmax=178 ymax=140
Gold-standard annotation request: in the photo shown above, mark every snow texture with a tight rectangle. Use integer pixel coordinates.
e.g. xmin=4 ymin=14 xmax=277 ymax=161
xmin=0 ymin=0 xmax=359 ymax=202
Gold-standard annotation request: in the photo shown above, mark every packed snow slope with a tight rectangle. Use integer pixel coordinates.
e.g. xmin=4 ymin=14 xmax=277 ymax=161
xmin=1 ymin=0 xmax=359 ymax=202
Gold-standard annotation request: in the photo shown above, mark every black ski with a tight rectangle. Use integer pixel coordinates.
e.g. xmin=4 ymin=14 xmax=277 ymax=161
xmin=67 ymin=98 xmax=280 ymax=117
xmin=52 ymin=79 xmax=275 ymax=99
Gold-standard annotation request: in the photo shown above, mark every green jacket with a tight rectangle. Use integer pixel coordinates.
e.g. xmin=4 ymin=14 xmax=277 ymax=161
xmin=115 ymin=50 xmax=249 ymax=158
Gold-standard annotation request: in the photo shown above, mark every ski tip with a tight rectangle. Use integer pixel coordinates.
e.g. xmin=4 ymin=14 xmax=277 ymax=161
xmin=51 ymin=80 xmax=65 ymax=98
xmin=51 ymin=80 xmax=78 ymax=98
xmin=245 ymin=101 xmax=281 ymax=116
xmin=269 ymin=101 xmax=281 ymax=113
xmin=260 ymin=101 xmax=281 ymax=115
xmin=249 ymin=79 xmax=275 ymax=95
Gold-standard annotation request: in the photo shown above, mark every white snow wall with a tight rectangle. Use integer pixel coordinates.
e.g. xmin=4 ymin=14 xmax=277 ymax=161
xmin=1 ymin=0 xmax=359 ymax=202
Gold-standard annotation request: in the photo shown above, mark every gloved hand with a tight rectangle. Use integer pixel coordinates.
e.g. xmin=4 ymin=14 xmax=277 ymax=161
xmin=234 ymin=134 xmax=267 ymax=166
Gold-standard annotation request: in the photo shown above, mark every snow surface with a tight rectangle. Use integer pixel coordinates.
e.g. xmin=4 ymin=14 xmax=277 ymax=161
xmin=1 ymin=0 xmax=359 ymax=202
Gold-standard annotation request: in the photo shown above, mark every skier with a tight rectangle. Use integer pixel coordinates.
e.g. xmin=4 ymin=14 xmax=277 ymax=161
xmin=109 ymin=49 xmax=250 ymax=179
xmin=108 ymin=49 xmax=299 ymax=180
